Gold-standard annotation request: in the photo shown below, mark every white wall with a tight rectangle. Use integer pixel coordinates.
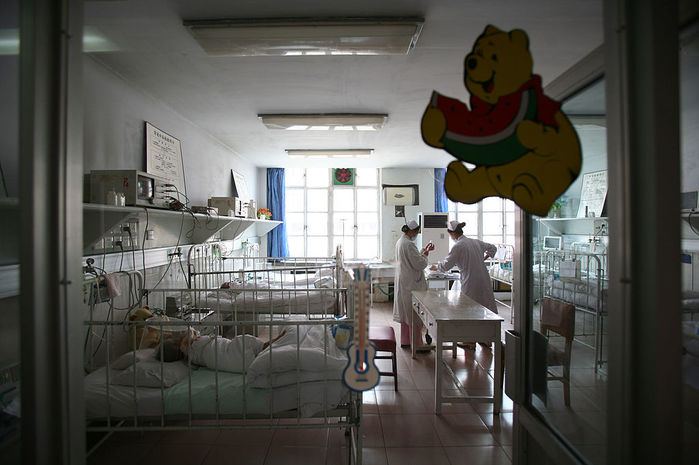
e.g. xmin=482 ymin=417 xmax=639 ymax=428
xmin=380 ymin=168 xmax=436 ymax=261
xmin=83 ymin=56 xmax=257 ymax=207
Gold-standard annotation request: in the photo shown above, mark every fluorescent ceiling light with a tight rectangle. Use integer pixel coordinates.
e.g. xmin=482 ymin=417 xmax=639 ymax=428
xmin=285 ymin=149 xmax=374 ymax=158
xmin=183 ymin=17 xmax=424 ymax=56
xmin=259 ymin=113 xmax=387 ymax=131
xmin=0 ymin=27 xmax=117 ymax=55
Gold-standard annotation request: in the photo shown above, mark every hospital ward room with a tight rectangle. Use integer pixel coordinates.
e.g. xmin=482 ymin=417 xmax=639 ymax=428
xmin=1 ymin=1 xmax=698 ymax=465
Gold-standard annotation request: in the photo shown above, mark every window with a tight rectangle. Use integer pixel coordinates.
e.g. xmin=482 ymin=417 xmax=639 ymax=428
xmin=285 ymin=168 xmax=379 ymax=259
xmin=447 ymin=197 xmax=515 ymax=246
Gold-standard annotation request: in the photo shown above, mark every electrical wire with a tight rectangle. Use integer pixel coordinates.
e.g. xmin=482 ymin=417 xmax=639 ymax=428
xmin=150 ymin=209 xmax=186 ymax=290
xmin=142 ymin=207 xmax=149 ymax=289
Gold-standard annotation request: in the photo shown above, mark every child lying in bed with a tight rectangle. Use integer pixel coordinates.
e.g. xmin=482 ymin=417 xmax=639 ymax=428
xmin=173 ymin=328 xmax=287 ymax=373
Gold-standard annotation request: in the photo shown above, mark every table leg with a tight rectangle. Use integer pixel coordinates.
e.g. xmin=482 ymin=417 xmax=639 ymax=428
xmin=494 ymin=337 xmax=502 ymax=415
xmin=435 ymin=334 xmax=442 ymax=415
xmin=411 ymin=306 xmax=416 ymax=360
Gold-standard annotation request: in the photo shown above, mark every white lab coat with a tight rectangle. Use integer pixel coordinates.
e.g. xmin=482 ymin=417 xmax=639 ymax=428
xmin=393 ymin=234 xmax=429 ymax=324
xmin=436 ymin=236 xmax=498 ymax=313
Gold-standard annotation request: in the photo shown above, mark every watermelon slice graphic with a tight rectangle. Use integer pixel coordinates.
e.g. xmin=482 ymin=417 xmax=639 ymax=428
xmin=431 ymin=87 xmax=538 ymax=166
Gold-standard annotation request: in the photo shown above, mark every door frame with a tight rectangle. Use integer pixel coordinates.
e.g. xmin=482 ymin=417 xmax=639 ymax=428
xmin=513 ymin=1 xmax=685 ymax=464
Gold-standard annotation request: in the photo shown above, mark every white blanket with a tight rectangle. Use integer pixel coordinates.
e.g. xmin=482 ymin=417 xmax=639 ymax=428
xmin=246 ymin=324 xmax=348 ymax=388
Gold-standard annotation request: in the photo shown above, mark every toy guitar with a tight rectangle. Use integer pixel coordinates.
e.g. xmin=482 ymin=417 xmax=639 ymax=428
xmin=343 ymin=265 xmax=380 ymax=392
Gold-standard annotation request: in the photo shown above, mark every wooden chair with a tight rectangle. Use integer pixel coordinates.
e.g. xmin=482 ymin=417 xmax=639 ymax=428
xmin=540 ymin=297 xmax=576 ymax=407
xmin=369 ymin=326 xmax=398 ymax=391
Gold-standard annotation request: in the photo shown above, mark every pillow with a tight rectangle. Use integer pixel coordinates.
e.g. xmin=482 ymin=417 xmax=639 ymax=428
xmin=313 ymin=276 xmax=335 ymax=289
xmin=110 ymin=360 xmax=192 ymax=388
xmin=110 ymin=349 xmax=155 ymax=370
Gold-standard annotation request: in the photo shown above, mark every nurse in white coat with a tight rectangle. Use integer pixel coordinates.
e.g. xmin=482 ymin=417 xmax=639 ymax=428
xmin=393 ymin=219 xmax=434 ymax=350
xmin=430 ymin=220 xmax=498 ymax=314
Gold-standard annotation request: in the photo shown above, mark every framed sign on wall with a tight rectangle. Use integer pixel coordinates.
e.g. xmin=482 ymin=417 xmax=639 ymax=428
xmin=145 ymin=122 xmax=186 ymax=202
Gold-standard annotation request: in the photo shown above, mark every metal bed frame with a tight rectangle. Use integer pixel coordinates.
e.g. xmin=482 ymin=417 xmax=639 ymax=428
xmin=84 ymin=253 xmax=365 ymax=465
xmin=534 ymin=250 xmax=608 ymax=372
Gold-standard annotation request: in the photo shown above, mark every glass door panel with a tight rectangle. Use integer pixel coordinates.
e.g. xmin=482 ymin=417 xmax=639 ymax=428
xmin=680 ymin=24 xmax=699 ymax=465
xmin=527 ymin=79 xmax=608 ymax=464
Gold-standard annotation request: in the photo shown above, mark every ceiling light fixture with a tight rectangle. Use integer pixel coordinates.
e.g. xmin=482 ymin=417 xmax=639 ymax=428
xmin=285 ymin=149 xmax=374 ymax=159
xmin=259 ymin=113 xmax=387 ymax=131
xmin=183 ymin=17 xmax=424 ymax=56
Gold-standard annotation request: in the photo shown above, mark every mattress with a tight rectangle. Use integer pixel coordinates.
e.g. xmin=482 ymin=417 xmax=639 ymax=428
xmin=202 ymin=289 xmax=339 ymax=316
xmin=84 ymin=367 xmax=349 ymax=419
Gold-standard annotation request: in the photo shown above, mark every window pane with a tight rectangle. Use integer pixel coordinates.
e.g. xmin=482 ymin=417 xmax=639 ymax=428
xmin=286 ymin=212 xmax=305 ymax=235
xmin=287 ymin=236 xmax=305 ymax=257
xmin=333 ymin=189 xmax=354 ymax=211
xmin=306 ymin=168 xmax=329 ymax=187
xmin=357 ymin=212 xmax=378 ymax=235
xmin=483 ymin=235 xmax=501 ymax=245
xmin=333 ymin=212 xmax=354 ymax=235
xmin=457 ymin=202 xmax=478 ymax=212
xmin=306 ymin=236 xmax=328 ymax=257
xmin=460 ymin=212 xmax=478 ymax=236
xmin=307 ymin=213 xmax=328 ymax=235
xmin=483 ymin=212 xmax=502 ymax=236
xmin=505 ymin=199 xmax=515 ymax=211
xmin=505 ymin=235 xmax=515 ymax=246
xmin=286 ymin=168 xmax=305 ymax=187
xmin=355 ymin=168 xmax=377 ymax=186
xmin=335 ymin=236 xmax=354 ymax=259
xmin=506 ymin=211 xmax=515 ymax=236
xmin=482 ymin=197 xmax=503 ymax=211
xmin=307 ymin=189 xmax=328 ymax=211
xmin=357 ymin=236 xmax=378 ymax=259
xmin=356 ymin=188 xmax=378 ymax=211
xmin=286 ymin=189 xmax=304 ymax=212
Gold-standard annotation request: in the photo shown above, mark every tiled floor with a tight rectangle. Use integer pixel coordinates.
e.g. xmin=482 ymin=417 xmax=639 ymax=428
xmin=87 ymin=301 xmax=516 ymax=465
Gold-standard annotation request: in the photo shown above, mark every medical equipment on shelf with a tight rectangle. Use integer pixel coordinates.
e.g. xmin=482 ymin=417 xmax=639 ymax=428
xmin=207 ymin=196 xmax=246 ymax=217
xmin=89 ymin=170 xmax=171 ymax=209
xmin=543 ymin=235 xmax=563 ymax=250
xmin=418 ymin=212 xmax=449 ymax=264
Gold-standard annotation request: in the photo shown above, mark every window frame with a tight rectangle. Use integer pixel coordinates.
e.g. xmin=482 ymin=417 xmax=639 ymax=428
xmin=285 ymin=168 xmax=380 ymax=258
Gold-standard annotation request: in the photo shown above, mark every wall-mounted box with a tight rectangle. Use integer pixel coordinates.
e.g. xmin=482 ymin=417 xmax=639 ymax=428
xmin=383 ymin=185 xmax=419 ymax=205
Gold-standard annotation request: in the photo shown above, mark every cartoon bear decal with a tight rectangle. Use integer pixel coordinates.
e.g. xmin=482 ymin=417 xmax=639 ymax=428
xmin=421 ymin=25 xmax=582 ymax=217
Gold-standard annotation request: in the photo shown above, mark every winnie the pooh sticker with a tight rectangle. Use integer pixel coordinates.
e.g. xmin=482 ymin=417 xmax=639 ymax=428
xmin=421 ymin=25 xmax=581 ymax=217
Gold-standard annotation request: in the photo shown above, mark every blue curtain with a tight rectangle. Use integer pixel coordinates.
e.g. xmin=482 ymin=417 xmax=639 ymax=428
xmin=266 ymin=168 xmax=289 ymax=257
xmin=434 ymin=168 xmax=448 ymax=212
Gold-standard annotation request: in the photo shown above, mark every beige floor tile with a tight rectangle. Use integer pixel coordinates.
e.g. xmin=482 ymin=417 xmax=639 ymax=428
xmin=431 ymin=413 xmax=497 ymax=447
xmin=443 ymin=445 xmax=512 ymax=465
xmin=139 ymin=443 xmax=211 ymax=465
xmin=385 ymin=446 xmax=451 ymax=465
xmin=271 ymin=426 xmax=329 ymax=447
xmin=215 ymin=427 xmax=275 ymax=446
xmin=418 ymin=390 xmax=477 ymax=414
xmin=202 ymin=444 xmax=268 ymax=465
xmin=363 ymin=390 xmax=379 ymax=414
xmin=158 ymin=428 xmax=221 ymax=445
xmin=478 ymin=412 xmax=513 ymax=446
xmin=380 ymin=414 xmax=443 ymax=447
xmin=326 ymin=447 xmax=388 ymax=465
xmin=87 ymin=443 xmax=154 ymax=465
xmin=264 ymin=446 xmax=326 ymax=465
xmin=375 ymin=390 xmax=431 ymax=415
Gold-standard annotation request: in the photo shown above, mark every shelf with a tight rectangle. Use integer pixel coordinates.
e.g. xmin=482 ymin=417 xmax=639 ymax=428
xmin=83 ymin=203 xmax=281 ymax=254
xmin=538 ymin=216 xmax=607 ymax=236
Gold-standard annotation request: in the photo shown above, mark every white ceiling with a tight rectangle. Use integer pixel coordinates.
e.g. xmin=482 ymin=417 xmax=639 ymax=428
xmin=84 ymin=0 xmax=604 ymax=169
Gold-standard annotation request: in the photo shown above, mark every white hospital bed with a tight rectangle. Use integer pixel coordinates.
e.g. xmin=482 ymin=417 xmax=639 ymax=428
xmin=84 ymin=251 xmax=365 ymax=465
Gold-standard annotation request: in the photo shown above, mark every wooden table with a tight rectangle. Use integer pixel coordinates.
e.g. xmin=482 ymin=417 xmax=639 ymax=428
xmin=411 ymin=289 xmax=504 ymax=415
